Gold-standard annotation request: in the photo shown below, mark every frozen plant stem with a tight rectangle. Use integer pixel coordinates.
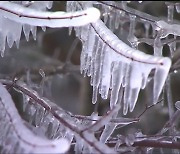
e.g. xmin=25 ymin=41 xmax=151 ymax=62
xmin=0 ymin=2 xmax=100 ymax=28
xmin=1 ymin=79 xmax=115 ymax=154
xmin=166 ymin=75 xmax=174 ymax=119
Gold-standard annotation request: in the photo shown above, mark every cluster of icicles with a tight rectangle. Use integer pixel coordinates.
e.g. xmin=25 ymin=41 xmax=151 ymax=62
xmin=0 ymin=1 xmax=53 ymax=57
xmin=0 ymin=1 xmax=100 ymax=57
xmin=0 ymin=82 xmax=70 ymax=153
xmin=1 ymin=80 xmax=127 ymax=153
xmin=67 ymin=2 xmax=172 ymax=115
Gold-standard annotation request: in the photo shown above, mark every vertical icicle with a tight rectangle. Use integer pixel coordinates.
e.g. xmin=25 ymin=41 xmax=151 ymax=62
xmin=92 ymin=40 xmax=102 ymax=104
xmin=110 ymin=62 xmax=123 ymax=109
xmin=31 ymin=26 xmax=37 ymax=41
xmin=128 ymin=61 xmax=143 ymax=112
xmin=80 ymin=24 xmax=90 ymax=42
xmin=123 ymin=64 xmax=131 ymax=115
xmin=176 ymin=3 xmax=180 ymax=13
xmin=23 ymin=24 xmax=31 ymax=41
xmin=7 ymin=33 xmax=14 ymax=48
xmin=41 ymin=26 xmax=46 ymax=32
xmin=0 ymin=31 xmax=6 ymax=57
xmin=168 ymin=36 xmax=176 ymax=58
xmin=141 ymin=65 xmax=152 ymax=89
xmin=154 ymin=33 xmax=163 ymax=56
xmin=144 ymin=22 xmax=150 ymax=38
xmin=102 ymin=6 xmax=110 ymax=24
xmin=166 ymin=2 xmax=174 ymax=23
xmin=108 ymin=10 xmax=115 ymax=32
xmin=153 ymin=58 xmax=171 ymax=104
xmin=128 ymin=15 xmax=138 ymax=49
xmin=114 ymin=9 xmax=120 ymax=30
xmin=100 ymin=47 xmax=112 ymax=99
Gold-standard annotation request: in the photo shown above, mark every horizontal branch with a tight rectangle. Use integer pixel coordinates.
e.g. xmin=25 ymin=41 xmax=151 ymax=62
xmin=0 ymin=79 xmax=114 ymax=153
xmin=0 ymin=1 xmax=100 ymax=27
xmin=108 ymin=138 xmax=180 ymax=150
xmin=133 ymin=139 xmax=180 ymax=149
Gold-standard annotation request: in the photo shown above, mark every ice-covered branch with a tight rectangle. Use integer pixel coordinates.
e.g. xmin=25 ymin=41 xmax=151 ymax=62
xmin=67 ymin=2 xmax=172 ymax=115
xmin=0 ymin=1 xmax=100 ymax=28
xmin=1 ymin=79 xmax=115 ymax=153
xmin=0 ymin=1 xmax=100 ymax=57
xmin=97 ymin=1 xmax=158 ymax=24
xmin=155 ymin=20 xmax=180 ymax=38
xmin=0 ymin=82 xmax=70 ymax=153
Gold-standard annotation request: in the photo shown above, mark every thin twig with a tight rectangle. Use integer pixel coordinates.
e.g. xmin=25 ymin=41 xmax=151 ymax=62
xmin=137 ymin=99 xmax=163 ymax=119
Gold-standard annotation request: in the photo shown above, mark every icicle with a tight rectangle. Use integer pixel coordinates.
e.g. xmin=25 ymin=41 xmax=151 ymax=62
xmin=141 ymin=65 xmax=152 ymax=89
xmin=7 ymin=32 xmax=14 ymax=48
xmin=153 ymin=58 xmax=171 ymax=104
xmin=110 ymin=62 xmax=123 ymax=109
xmin=126 ymin=62 xmax=142 ymax=112
xmin=128 ymin=15 xmax=138 ymax=49
xmin=23 ymin=24 xmax=31 ymax=41
xmin=108 ymin=11 xmax=115 ymax=32
xmin=22 ymin=95 xmax=30 ymax=112
xmin=80 ymin=24 xmax=90 ymax=42
xmin=101 ymin=123 xmax=117 ymax=144
xmin=102 ymin=6 xmax=109 ymax=24
xmin=41 ymin=26 xmax=46 ymax=32
xmin=175 ymin=101 xmax=180 ymax=110
xmin=24 ymin=101 xmax=36 ymax=124
xmin=0 ymin=2 xmax=100 ymax=28
xmin=92 ymin=40 xmax=103 ymax=104
xmin=144 ymin=22 xmax=150 ymax=38
xmin=122 ymin=63 xmax=130 ymax=88
xmin=33 ymin=106 xmax=46 ymax=127
xmin=123 ymin=83 xmax=130 ymax=115
xmin=176 ymin=3 xmax=180 ymax=13
xmin=154 ymin=34 xmax=163 ymax=56
xmin=0 ymin=83 xmax=70 ymax=153
xmin=100 ymin=47 xmax=112 ymax=99
xmin=114 ymin=9 xmax=120 ymax=29
xmin=125 ymin=134 xmax=135 ymax=146
xmin=77 ymin=18 xmax=171 ymax=114
xmin=39 ymin=69 xmax=45 ymax=78
xmin=99 ymin=107 xmax=119 ymax=143
xmin=31 ymin=26 xmax=37 ymax=40
xmin=168 ymin=37 xmax=176 ymax=58
xmin=165 ymin=2 xmax=174 ymax=23
xmin=74 ymin=27 xmax=81 ymax=38
xmin=0 ymin=31 xmax=6 ymax=57
xmin=14 ymin=23 xmax=22 ymax=49
xmin=74 ymin=137 xmax=84 ymax=154
xmin=46 ymin=1 xmax=53 ymax=9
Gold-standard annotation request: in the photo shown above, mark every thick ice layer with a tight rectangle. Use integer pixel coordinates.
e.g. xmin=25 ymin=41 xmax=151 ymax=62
xmin=70 ymin=3 xmax=172 ymax=115
xmin=81 ymin=22 xmax=171 ymax=114
xmin=0 ymin=1 xmax=100 ymax=56
xmin=0 ymin=2 xmax=100 ymax=28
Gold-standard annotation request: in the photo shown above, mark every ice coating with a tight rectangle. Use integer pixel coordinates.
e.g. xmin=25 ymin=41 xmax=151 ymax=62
xmin=0 ymin=83 xmax=70 ymax=153
xmin=0 ymin=1 xmax=100 ymax=56
xmin=76 ymin=19 xmax=171 ymax=115
xmin=0 ymin=2 xmax=100 ymax=28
